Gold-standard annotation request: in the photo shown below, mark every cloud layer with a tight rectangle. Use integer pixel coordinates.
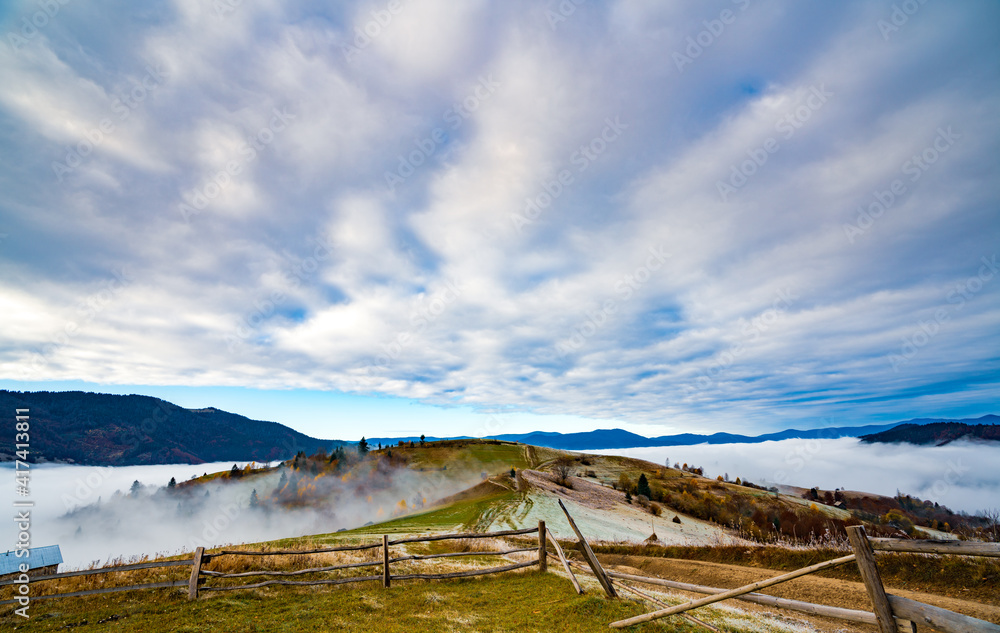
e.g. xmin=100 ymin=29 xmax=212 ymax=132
xmin=1 ymin=0 xmax=998 ymax=433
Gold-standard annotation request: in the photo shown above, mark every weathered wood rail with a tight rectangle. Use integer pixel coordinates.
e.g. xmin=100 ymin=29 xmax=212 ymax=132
xmin=607 ymin=525 xmax=1000 ymax=632
xmin=0 ymin=524 xmax=547 ymax=606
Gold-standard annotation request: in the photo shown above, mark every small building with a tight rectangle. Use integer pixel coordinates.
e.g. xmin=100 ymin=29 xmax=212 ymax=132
xmin=0 ymin=545 xmax=62 ymax=580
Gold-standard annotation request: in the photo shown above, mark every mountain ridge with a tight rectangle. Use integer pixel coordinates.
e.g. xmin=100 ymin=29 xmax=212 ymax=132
xmin=3 ymin=390 xmax=994 ymax=464
xmin=860 ymin=417 xmax=1000 ymax=446
xmin=0 ymin=390 xmax=340 ymax=466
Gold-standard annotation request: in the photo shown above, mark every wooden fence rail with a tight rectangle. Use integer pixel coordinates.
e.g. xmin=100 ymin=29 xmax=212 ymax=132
xmin=0 ymin=559 xmax=193 ymax=587
xmin=0 ymin=525 xmax=544 ymax=607
xmin=868 ymin=538 xmax=1000 ymax=558
xmin=604 ymin=523 xmax=1000 ymax=632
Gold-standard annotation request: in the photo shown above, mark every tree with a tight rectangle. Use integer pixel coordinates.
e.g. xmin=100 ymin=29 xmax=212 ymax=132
xmin=510 ymin=468 xmax=516 ymax=478
xmin=167 ymin=477 xmax=176 ymax=489
xmin=553 ymin=458 xmax=575 ymax=488
xmin=358 ymin=437 xmax=369 ymax=455
xmin=618 ymin=472 xmax=634 ymax=493
xmin=230 ymin=464 xmax=241 ymax=478
xmin=637 ymin=473 xmax=651 ymax=499
xmin=276 ymin=470 xmax=287 ymax=492
xmin=250 ymin=489 xmax=259 ymax=508
xmin=625 ymin=490 xmax=632 ymax=504
xmin=420 ymin=434 xmax=426 ymax=446
xmin=130 ymin=480 xmax=142 ymax=495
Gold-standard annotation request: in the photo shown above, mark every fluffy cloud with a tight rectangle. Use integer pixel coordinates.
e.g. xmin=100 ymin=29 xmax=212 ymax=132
xmin=1 ymin=0 xmax=998 ymax=433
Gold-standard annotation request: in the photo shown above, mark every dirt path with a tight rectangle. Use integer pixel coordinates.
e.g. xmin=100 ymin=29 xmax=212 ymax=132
xmin=598 ymin=554 xmax=1000 ymax=628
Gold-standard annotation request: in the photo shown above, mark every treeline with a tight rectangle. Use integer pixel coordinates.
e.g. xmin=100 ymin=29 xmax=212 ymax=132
xmin=0 ymin=390 xmax=339 ymax=465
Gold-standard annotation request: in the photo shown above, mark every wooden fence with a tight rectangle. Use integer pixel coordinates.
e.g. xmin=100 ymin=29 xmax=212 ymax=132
xmin=0 ymin=523 xmax=549 ymax=606
xmin=603 ymin=525 xmax=1000 ymax=632
xmin=4 ymin=512 xmax=998 ymax=633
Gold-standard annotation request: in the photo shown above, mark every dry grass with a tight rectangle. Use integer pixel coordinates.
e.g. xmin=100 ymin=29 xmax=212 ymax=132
xmin=588 ymin=542 xmax=1000 ymax=604
xmin=1 ymin=534 xmax=544 ymax=604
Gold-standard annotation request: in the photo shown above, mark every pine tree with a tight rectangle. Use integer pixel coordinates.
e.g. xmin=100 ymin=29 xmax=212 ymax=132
xmin=420 ymin=434 xmax=426 ymax=446
xmin=250 ymin=489 xmax=259 ymax=508
xmin=637 ymin=473 xmax=651 ymax=499
xmin=358 ymin=437 xmax=369 ymax=455
xmin=625 ymin=490 xmax=633 ymax=504
xmin=167 ymin=477 xmax=176 ymax=489
xmin=130 ymin=480 xmax=142 ymax=495
xmin=230 ymin=464 xmax=241 ymax=478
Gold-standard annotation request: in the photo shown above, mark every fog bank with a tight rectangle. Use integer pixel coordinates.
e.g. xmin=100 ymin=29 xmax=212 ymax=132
xmin=1 ymin=460 xmax=479 ymax=568
xmin=592 ymin=438 xmax=999 ymax=515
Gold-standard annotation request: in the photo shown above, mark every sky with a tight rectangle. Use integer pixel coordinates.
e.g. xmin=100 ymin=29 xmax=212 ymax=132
xmin=1 ymin=1 xmax=998 ymax=440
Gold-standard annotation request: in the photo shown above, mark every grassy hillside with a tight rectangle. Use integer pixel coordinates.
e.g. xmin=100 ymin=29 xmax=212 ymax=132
xmin=2 ymin=571 xmax=705 ymax=632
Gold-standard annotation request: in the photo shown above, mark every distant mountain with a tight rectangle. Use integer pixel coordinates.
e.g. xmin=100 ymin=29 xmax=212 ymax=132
xmin=479 ymin=422 xmax=907 ymax=450
xmin=360 ymin=417 xmax=999 ymax=451
xmin=860 ymin=416 xmax=1000 ymax=446
xmin=0 ymin=391 xmax=339 ymax=466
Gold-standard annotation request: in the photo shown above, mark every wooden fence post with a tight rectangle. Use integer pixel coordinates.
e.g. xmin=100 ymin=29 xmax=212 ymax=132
xmin=847 ymin=526 xmax=896 ymax=633
xmin=546 ymin=530 xmax=583 ymax=594
xmin=609 ymin=553 xmax=857 ymax=628
xmin=538 ymin=521 xmax=547 ymax=572
xmin=382 ymin=535 xmax=391 ymax=588
xmin=557 ymin=499 xmax=616 ymax=598
xmin=188 ymin=547 xmax=204 ymax=600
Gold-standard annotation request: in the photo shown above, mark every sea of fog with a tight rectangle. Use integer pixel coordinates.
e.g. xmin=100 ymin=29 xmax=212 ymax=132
xmin=1 ymin=459 xmax=481 ymax=569
xmin=3 ymin=438 xmax=997 ymax=569
xmin=591 ymin=437 xmax=1000 ymax=516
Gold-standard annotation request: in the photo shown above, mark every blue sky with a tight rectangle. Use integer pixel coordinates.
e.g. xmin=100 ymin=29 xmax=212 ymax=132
xmin=1 ymin=1 xmax=998 ymax=440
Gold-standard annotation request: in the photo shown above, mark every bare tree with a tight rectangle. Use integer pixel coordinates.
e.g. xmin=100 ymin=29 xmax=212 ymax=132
xmin=981 ymin=508 xmax=1000 ymax=542
xmin=553 ymin=458 xmax=575 ymax=488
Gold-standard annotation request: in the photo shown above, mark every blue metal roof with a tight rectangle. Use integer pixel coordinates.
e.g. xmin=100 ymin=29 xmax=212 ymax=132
xmin=0 ymin=545 xmax=62 ymax=575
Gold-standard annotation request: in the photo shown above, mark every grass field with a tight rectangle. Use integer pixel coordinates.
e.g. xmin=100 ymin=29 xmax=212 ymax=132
xmin=6 ymin=571 xmax=706 ymax=633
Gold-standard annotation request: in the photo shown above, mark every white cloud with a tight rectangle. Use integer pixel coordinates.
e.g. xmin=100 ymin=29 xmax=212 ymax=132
xmin=0 ymin=1 xmax=998 ymax=434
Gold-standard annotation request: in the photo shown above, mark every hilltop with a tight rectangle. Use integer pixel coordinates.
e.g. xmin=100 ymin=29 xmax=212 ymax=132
xmin=0 ymin=390 xmax=338 ymax=465
xmin=202 ymin=438 xmax=995 ymax=545
xmin=860 ymin=416 xmax=1000 ymax=446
